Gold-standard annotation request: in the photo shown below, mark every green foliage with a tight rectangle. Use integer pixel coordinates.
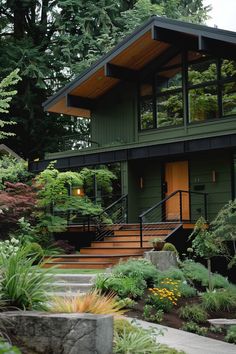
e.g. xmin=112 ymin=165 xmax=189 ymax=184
xmin=200 ymin=289 xmax=236 ymax=312
xmin=112 ymin=258 xmax=158 ymax=286
xmin=163 ymin=243 xmax=178 ymax=255
xmin=181 ymin=260 xmax=230 ymax=289
xmin=181 ymin=321 xmax=208 ymax=336
xmin=24 ymin=242 xmax=44 ymax=264
xmin=225 ymin=325 xmax=236 ymax=344
xmin=0 ymin=340 xmax=21 ymax=354
xmin=94 ymin=273 xmax=146 ymax=299
xmin=156 ymin=267 xmax=185 ymax=282
xmin=147 ymin=279 xmax=181 ymax=312
xmin=80 ymin=167 xmax=116 ymax=195
xmin=179 ymin=304 xmax=208 ymax=323
xmin=0 ymin=246 xmax=52 ymax=310
xmin=178 ymin=282 xmax=197 ymax=298
xmin=0 ymin=69 xmax=21 ymax=140
xmin=0 ymin=156 xmax=30 ymax=189
xmin=143 ymin=304 xmax=164 ymax=323
xmin=113 ymin=320 xmax=163 ymax=354
xmin=190 ymin=217 xmax=223 ymax=259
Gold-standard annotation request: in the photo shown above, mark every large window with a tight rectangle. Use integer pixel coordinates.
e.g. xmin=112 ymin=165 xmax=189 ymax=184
xmin=139 ymin=52 xmax=236 ymax=130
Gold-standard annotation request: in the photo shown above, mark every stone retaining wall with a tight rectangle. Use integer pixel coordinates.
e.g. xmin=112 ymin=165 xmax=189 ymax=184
xmin=0 ymin=312 xmax=113 ymax=354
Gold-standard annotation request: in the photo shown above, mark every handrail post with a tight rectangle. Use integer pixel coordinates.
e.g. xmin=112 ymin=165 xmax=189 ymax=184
xmin=204 ymin=193 xmax=208 ymax=221
xmin=139 ymin=216 xmax=143 ymax=248
xmin=179 ymin=191 xmax=183 ymax=222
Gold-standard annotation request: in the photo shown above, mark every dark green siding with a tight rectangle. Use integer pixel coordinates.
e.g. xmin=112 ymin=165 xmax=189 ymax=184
xmin=190 ymin=152 xmax=232 ymax=221
xmin=127 ymin=151 xmax=233 ymax=222
xmin=91 ymin=82 xmax=136 ymax=147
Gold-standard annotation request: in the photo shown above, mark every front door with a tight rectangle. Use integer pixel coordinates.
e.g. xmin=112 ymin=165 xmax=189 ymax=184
xmin=164 ymin=161 xmax=190 ymax=221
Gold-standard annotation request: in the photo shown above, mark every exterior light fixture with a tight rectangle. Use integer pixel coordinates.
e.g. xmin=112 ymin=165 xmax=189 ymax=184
xmin=72 ymin=187 xmax=85 ymax=197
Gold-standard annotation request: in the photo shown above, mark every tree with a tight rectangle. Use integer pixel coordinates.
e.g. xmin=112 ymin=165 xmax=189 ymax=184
xmin=0 ymin=0 xmax=210 ymax=159
xmin=190 ymin=217 xmax=224 ymax=291
xmin=0 ymin=69 xmax=21 ymax=139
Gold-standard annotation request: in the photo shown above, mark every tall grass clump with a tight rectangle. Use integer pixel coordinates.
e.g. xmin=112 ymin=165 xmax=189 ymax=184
xmin=51 ymin=289 xmax=126 ymax=316
xmin=0 ymin=246 xmax=52 ymax=310
xmin=201 ymin=289 xmax=236 ymax=312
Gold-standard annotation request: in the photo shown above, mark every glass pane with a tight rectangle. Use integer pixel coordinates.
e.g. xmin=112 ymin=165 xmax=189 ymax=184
xmin=140 ymin=83 xmax=154 ymax=130
xmin=221 ymin=59 xmax=236 ymax=79
xmin=188 ymin=56 xmax=217 ymax=85
xmin=222 ymin=81 xmax=236 ymax=116
xmin=189 ymin=85 xmax=219 ymax=122
xmin=156 ymin=92 xmax=183 ymax=127
xmin=156 ymin=69 xmax=182 ymax=93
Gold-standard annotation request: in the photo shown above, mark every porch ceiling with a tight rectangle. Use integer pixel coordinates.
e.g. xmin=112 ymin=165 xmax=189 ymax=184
xmin=43 ymin=17 xmax=236 ymax=118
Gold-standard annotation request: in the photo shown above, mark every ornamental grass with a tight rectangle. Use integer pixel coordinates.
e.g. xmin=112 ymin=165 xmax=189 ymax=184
xmin=51 ymin=289 xmax=127 ymax=316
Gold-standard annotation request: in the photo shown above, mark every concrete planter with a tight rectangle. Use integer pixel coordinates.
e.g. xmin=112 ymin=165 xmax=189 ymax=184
xmin=0 ymin=311 xmax=113 ymax=354
xmin=144 ymin=251 xmax=178 ymax=271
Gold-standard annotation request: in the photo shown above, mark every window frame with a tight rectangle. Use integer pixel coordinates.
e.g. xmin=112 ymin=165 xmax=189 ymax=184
xmin=138 ymin=52 xmax=236 ymax=131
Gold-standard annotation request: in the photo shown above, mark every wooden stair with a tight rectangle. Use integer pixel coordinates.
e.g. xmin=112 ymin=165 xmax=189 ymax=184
xmin=44 ymin=223 xmax=181 ymax=269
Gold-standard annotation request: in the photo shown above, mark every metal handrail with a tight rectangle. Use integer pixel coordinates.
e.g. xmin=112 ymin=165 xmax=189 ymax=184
xmin=139 ymin=189 xmax=208 ymax=248
xmin=140 ymin=189 xmax=208 ymax=218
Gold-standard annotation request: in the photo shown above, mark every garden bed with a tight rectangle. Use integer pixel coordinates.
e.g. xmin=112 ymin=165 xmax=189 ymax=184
xmin=125 ymin=291 xmax=235 ymax=342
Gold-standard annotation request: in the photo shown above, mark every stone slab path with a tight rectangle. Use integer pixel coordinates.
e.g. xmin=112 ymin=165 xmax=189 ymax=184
xmin=126 ymin=317 xmax=236 ymax=354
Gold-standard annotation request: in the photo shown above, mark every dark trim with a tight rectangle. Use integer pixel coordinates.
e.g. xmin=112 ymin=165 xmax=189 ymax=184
xmin=199 ymin=36 xmax=236 ymax=60
xmin=104 ymin=63 xmax=138 ymax=82
xmin=43 ymin=16 xmax=236 ymax=111
xmin=152 ymin=25 xmax=198 ymax=50
xmin=29 ymin=134 xmax=236 ymax=172
xmin=67 ymin=95 xmax=95 ymax=110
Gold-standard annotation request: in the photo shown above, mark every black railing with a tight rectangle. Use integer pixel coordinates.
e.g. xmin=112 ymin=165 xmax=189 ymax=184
xmin=91 ymin=194 xmax=128 ymax=241
xmin=139 ymin=190 xmax=208 ymax=248
xmin=52 ymin=194 xmax=128 ymax=240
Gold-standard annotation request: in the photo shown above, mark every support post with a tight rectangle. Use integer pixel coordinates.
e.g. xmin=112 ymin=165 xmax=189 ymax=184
xmin=139 ymin=216 xmax=143 ymax=248
xmin=179 ymin=191 xmax=183 ymax=222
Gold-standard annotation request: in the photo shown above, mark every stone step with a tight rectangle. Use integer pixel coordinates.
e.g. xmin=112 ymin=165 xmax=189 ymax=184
xmin=51 ymin=282 xmax=93 ymax=292
xmin=208 ymin=319 xmax=236 ymax=328
xmin=44 ymin=261 xmax=113 ymax=269
xmin=51 ymin=274 xmax=96 ymax=283
xmin=47 ymin=291 xmax=86 ymax=298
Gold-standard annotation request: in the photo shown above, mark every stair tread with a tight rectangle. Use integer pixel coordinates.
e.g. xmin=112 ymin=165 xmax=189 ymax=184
xmin=48 ymin=254 xmax=144 ymax=258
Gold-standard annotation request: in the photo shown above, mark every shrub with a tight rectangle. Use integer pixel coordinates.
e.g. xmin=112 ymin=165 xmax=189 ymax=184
xmin=179 ymin=304 xmax=208 ymax=323
xmin=0 ymin=246 xmax=52 ymax=310
xmin=143 ymin=304 xmax=164 ymax=323
xmin=181 ymin=321 xmax=208 ymax=336
xmin=113 ymin=320 xmax=185 ymax=354
xmin=94 ymin=273 xmax=146 ymax=299
xmin=112 ymin=258 xmax=158 ymax=286
xmin=156 ymin=267 xmax=185 ymax=283
xmin=52 ymin=239 xmax=75 ymax=254
xmin=113 ymin=322 xmax=162 ymax=354
xmin=201 ymin=289 xmax=236 ymax=312
xmin=225 ymin=325 xmax=236 ymax=344
xmin=25 ymin=242 xmax=44 ymax=263
xmin=51 ymin=289 xmax=126 ymax=316
xmin=178 ymin=282 xmax=197 ymax=298
xmin=163 ymin=243 xmax=178 ymax=255
xmin=181 ymin=260 xmax=209 ymax=286
xmin=181 ymin=260 xmax=230 ymax=289
xmin=0 ymin=340 xmax=21 ymax=353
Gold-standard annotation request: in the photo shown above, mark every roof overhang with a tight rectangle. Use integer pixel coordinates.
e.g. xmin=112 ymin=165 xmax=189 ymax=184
xmin=43 ymin=16 xmax=236 ymax=118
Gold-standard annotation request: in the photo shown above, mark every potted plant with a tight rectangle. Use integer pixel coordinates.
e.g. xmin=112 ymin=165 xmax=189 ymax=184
xmin=149 ymin=237 xmax=165 ymax=251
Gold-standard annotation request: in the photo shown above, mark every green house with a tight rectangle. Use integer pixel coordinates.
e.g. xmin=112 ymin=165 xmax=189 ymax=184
xmin=30 ymin=17 xmax=236 ymax=266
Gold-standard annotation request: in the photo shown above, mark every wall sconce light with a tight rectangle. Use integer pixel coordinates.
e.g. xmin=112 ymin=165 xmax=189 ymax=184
xmin=212 ymin=170 xmax=216 ymax=183
xmin=72 ymin=187 xmax=85 ymax=197
xmin=140 ymin=177 xmax=144 ymax=189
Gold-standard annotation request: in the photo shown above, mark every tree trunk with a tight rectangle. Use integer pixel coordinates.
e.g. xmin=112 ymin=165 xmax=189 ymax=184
xmin=207 ymin=258 xmax=213 ymax=291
